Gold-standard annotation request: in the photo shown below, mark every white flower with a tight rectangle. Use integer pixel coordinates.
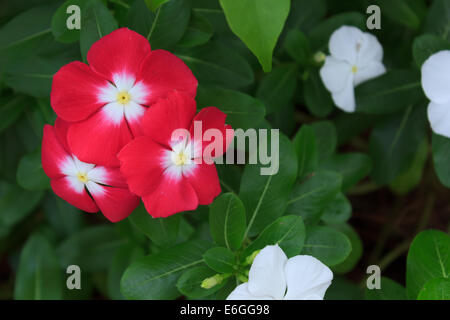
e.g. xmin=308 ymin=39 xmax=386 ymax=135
xmin=226 ymin=245 xmax=333 ymax=300
xmin=319 ymin=25 xmax=386 ymax=112
xmin=421 ymin=50 xmax=450 ymax=138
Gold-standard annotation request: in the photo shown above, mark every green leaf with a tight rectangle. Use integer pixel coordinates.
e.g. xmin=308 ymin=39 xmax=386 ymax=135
xmin=320 ymin=153 xmax=372 ymax=191
xmin=128 ymin=203 xmax=180 ymax=248
xmin=178 ymin=11 xmax=213 ymax=48
xmin=286 ymin=171 xmax=342 ymax=225
xmin=203 ymin=247 xmax=236 ymax=273
xmin=293 ymin=124 xmax=318 ymax=179
xmin=310 ymin=121 xmax=337 ymax=160
xmin=432 ymin=133 xmax=450 ymax=188
xmin=424 ymin=0 xmax=450 ymax=41
xmin=196 ymin=86 xmax=265 ymax=130
xmin=219 ymin=0 xmax=290 ymax=72
xmin=303 ymin=70 xmax=334 ymax=118
xmin=239 ymin=134 xmax=297 ymax=237
xmin=0 ymin=96 xmax=26 ymax=134
xmin=417 ymin=278 xmax=450 ymax=300
xmin=145 ymin=0 xmax=170 ymax=12
xmin=332 ymin=223 xmax=362 ymax=274
xmin=209 ymin=192 xmax=246 ymax=251
xmin=121 ymin=239 xmax=212 ymax=299
xmin=413 ymin=34 xmax=450 ymax=68
xmin=16 ymin=149 xmax=49 ymax=191
xmin=369 ymin=104 xmax=427 ymax=185
xmin=51 ymin=0 xmax=88 ymax=43
xmin=365 ymin=277 xmax=407 ymax=300
xmin=57 ymin=225 xmax=125 ymax=273
xmin=128 ymin=0 xmax=190 ymax=50
xmin=14 ymin=233 xmax=63 ymax=300
xmin=177 ymin=266 xmax=225 ymax=298
xmin=376 ymin=0 xmax=426 ymax=30
xmin=302 ymin=226 xmax=352 ymax=267
xmin=406 ymin=230 xmax=450 ymax=299
xmin=80 ymin=0 xmax=118 ymax=61
xmin=285 ymin=0 xmax=327 ymax=33
xmin=242 ymin=215 xmax=306 ymax=260
xmin=355 ymin=69 xmax=423 ymax=115
xmin=321 ymin=193 xmax=351 ymax=225
xmin=256 ymin=64 xmax=297 ymax=114
xmin=176 ymin=40 xmax=254 ymax=89
xmin=283 ymin=29 xmax=312 ymax=66
xmin=107 ymin=243 xmax=145 ymax=300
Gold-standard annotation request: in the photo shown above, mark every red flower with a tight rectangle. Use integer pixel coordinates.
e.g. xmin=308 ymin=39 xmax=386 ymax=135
xmin=118 ymin=91 xmax=233 ymax=218
xmin=41 ymin=118 xmax=140 ymax=222
xmin=51 ymin=28 xmax=197 ymax=166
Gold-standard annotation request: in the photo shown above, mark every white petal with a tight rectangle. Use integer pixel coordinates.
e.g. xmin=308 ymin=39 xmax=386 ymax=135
xmin=427 ymin=101 xmax=450 ymax=138
xmin=87 ymin=166 xmax=108 ymax=185
xmin=320 ymin=56 xmax=352 ymax=93
xmin=356 ymin=32 xmax=384 ymax=66
xmin=354 ymin=61 xmax=386 ymax=86
xmin=331 ymin=74 xmax=356 ymax=112
xmin=283 ymin=255 xmax=333 ymax=300
xmin=73 ymin=156 xmax=95 ymax=174
xmin=85 ymin=181 xmax=106 ymax=197
xmin=102 ymin=102 xmax=125 ymax=125
xmin=59 ymin=155 xmax=79 ymax=176
xmin=97 ymin=82 xmax=118 ymax=104
xmin=421 ymin=50 xmax=450 ymax=104
xmin=65 ymin=175 xmax=85 ymax=194
xmin=124 ymin=101 xmax=146 ymax=123
xmin=247 ymin=244 xmax=287 ymax=300
xmin=227 ymin=283 xmax=274 ymax=300
xmin=329 ymin=25 xmax=364 ymax=64
xmin=129 ymin=81 xmax=150 ymax=105
xmin=113 ymin=73 xmax=135 ymax=91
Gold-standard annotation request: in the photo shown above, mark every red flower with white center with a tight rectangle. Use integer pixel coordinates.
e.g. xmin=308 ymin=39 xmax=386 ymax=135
xmin=42 ymin=118 xmax=140 ymax=222
xmin=118 ymin=91 xmax=234 ymax=218
xmin=51 ymin=28 xmax=197 ymax=166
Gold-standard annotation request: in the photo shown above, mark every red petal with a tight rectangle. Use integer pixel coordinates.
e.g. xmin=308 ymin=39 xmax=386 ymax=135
xmin=185 ymin=163 xmax=221 ymax=205
xmin=67 ymin=108 xmax=133 ymax=167
xmin=89 ymin=184 xmax=140 ymax=222
xmin=42 ymin=125 xmax=69 ymax=179
xmin=87 ymin=28 xmax=151 ymax=82
xmin=141 ymin=91 xmax=196 ymax=147
xmin=51 ymin=177 xmax=98 ymax=213
xmin=51 ymin=61 xmax=109 ymax=122
xmin=54 ymin=117 xmax=72 ymax=153
xmin=189 ymin=107 xmax=234 ymax=158
xmin=137 ymin=49 xmax=198 ymax=106
xmin=141 ymin=176 xmax=198 ymax=218
xmin=118 ymin=136 xmax=166 ymax=196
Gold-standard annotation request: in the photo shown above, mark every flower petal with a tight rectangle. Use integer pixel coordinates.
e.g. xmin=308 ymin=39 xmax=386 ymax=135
xmin=354 ymin=61 xmax=386 ymax=86
xmin=87 ymin=28 xmax=151 ymax=82
xmin=227 ymin=283 xmax=274 ymax=300
xmin=320 ymin=57 xmax=352 ymax=93
xmin=137 ymin=49 xmax=198 ymax=106
xmin=247 ymin=244 xmax=287 ymax=300
xmin=86 ymin=181 xmax=139 ymax=222
xmin=67 ymin=108 xmax=133 ymax=167
xmin=356 ymin=32 xmax=384 ymax=66
xmin=331 ymin=73 xmax=356 ymax=112
xmin=184 ymin=163 xmax=221 ymax=205
xmin=141 ymin=91 xmax=196 ymax=147
xmin=283 ymin=255 xmax=333 ymax=300
xmin=421 ymin=50 xmax=450 ymax=104
xmin=51 ymin=61 xmax=110 ymax=122
xmin=118 ymin=136 xmax=166 ymax=196
xmin=427 ymin=100 xmax=450 ymax=138
xmin=329 ymin=25 xmax=363 ymax=64
xmin=141 ymin=175 xmax=198 ymax=218
xmin=51 ymin=177 xmax=98 ymax=213
xmin=42 ymin=125 xmax=71 ymax=179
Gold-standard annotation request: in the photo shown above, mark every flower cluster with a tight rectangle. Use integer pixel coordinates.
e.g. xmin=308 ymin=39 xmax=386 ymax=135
xmin=42 ymin=28 xmax=232 ymax=221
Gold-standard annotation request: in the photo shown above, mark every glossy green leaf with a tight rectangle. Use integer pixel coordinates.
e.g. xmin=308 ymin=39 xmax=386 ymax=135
xmin=177 ymin=266 xmax=225 ymax=298
xmin=283 ymin=29 xmax=312 ymax=66
xmin=376 ymin=0 xmax=426 ymax=30
xmin=145 ymin=0 xmax=170 ymax=12
xmin=0 ymin=96 xmax=26 ymax=134
xmin=203 ymin=247 xmax=236 ymax=273
xmin=413 ymin=34 xmax=450 ymax=67
xmin=293 ymin=124 xmax=318 ymax=179
xmin=178 ymin=11 xmax=213 ymax=48
xmin=321 ymin=193 xmax=351 ymax=225
xmin=332 ymin=223 xmax=362 ymax=274
xmin=365 ymin=277 xmax=407 ymax=300
xmin=51 ymin=0 xmax=88 ymax=43
xmin=432 ymin=133 xmax=450 ymax=188
xmin=424 ymin=0 xmax=450 ymax=41
xmin=303 ymin=70 xmax=334 ymax=118
xmin=209 ymin=192 xmax=246 ymax=251
xmin=219 ymin=0 xmax=290 ymax=72
xmin=285 ymin=0 xmax=326 ymax=33
xmin=417 ymin=278 xmax=450 ymax=300
xmin=16 ymin=149 xmax=49 ymax=191
xmin=311 ymin=121 xmax=337 ymax=160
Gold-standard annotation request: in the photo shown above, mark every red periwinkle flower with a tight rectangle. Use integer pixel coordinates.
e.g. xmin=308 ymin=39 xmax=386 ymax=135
xmin=118 ymin=91 xmax=234 ymax=218
xmin=41 ymin=118 xmax=140 ymax=222
xmin=51 ymin=28 xmax=197 ymax=166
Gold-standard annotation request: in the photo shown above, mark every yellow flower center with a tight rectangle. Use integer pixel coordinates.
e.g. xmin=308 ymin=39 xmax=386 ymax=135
xmin=77 ymin=172 xmax=88 ymax=183
xmin=352 ymin=65 xmax=358 ymax=73
xmin=117 ymin=91 xmax=131 ymax=105
xmin=174 ymin=152 xmax=188 ymax=166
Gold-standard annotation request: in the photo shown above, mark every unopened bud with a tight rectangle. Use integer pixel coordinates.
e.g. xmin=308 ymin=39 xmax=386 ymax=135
xmin=201 ymin=274 xmax=223 ymax=289
xmin=245 ymin=249 xmax=261 ymax=266
xmin=313 ymin=51 xmax=326 ymax=64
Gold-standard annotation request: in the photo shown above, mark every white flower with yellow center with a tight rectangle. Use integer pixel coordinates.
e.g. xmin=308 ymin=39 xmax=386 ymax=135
xmin=320 ymin=25 xmax=386 ymax=112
